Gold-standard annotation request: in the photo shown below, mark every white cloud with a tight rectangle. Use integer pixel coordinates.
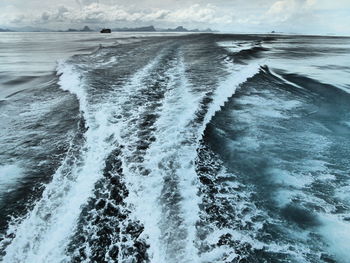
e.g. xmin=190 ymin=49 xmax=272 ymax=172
xmin=76 ymin=0 xmax=100 ymax=7
xmin=166 ymin=4 xmax=232 ymax=24
xmin=0 ymin=0 xmax=349 ymax=35
xmin=266 ymin=0 xmax=317 ymax=22
xmin=3 ymin=2 xmax=231 ymax=27
xmin=267 ymin=0 xmax=295 ymax=15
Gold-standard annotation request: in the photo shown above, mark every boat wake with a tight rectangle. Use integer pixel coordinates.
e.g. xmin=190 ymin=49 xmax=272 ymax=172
xmin=1 ymin=34 xmax=350 ymax=263
xmin=0 ymin=37 xmax=261 ymax=263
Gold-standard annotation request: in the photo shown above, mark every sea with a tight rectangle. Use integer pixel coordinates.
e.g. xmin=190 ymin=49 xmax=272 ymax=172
xmin=0 ymin=32 xmax=350 ymax=263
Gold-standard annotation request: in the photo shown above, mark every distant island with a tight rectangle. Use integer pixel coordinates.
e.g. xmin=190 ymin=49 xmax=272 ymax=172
xmin=161 ymin=26 xmax=215 ymax=33
xmin=0 ymin=25 xmax=216 ymax=33
xmin=66 ymin=26 xmax=94 ymax=32
xmin=0 ymin=28 xmax=14 ymax=32
xmin=112 ymin=25 xmax=215 ymax=32
xmin=112 ymin=26 xmax=157 ymax=32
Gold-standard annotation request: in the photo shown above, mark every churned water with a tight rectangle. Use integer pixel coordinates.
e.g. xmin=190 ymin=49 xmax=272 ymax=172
xmin=0 ymin=32 xmax=350 ymax=263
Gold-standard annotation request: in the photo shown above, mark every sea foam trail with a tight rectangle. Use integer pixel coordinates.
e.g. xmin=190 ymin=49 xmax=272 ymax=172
xmin=119 ymin=53 xmax=201 ymax=263
xmin=117 ymin=56 xmax=262 ymax=263
xmin=2 ymin=62 xmax=115 ymax=263
xmin=0 ymin=52 xmax=164 ymax=263
xmin=1 ymin=42 xmax=262 ymax=263
xmin=201 ymin=61 xmax=262 ymax=136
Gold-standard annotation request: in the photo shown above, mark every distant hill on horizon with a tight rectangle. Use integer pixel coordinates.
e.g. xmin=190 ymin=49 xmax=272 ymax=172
xmin=158 ymin=26 xmax=215 ymax=33
xmin=0 ymin=25 xmax=217 ymax=33
xmin=1 ymin=26 xmax=52 ymax=32
xmin=112 ymin=25 xmax=157 ymax=32
xmin=112 ymin=25 xmax=216 ymax=33
xmin=64 ymin=26 xmax=94 ymax=32
xmin=0 ymin=28 xmax=14 ymax=32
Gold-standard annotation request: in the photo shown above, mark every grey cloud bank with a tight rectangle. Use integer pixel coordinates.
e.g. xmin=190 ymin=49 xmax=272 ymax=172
xmin=1 ymin=0 xmax=349 ymax=35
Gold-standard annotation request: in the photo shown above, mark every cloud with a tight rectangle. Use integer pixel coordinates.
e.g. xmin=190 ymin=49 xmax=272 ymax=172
xmin=41 ymin=12 xmax=50 ymax=21
xmin=266 ymin=0 xmax=317 ymax=22
xmin=76 ymin=0 xmax=99 ymax=8
xmin=1 ymin=0 xmax=349 ymax=35
xmin=267 ymin=0 xmax=296 ymax=16
xmin=9 ymin=2 xmax=231 ymax=27
xmin=166 ymin=4 xmax=232 ymax=24
xmin=34 ymin=6 xmax=69 ymax=24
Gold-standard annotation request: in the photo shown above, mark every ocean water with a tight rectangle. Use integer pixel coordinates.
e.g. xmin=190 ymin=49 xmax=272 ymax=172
xmin=0 ymin=32 xmax=350 ymax=263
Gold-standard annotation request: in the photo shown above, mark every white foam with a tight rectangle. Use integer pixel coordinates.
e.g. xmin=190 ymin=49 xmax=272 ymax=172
xmin=268 ymin=168 xmax=314 ymax=189
xmin=2 ymin=61 xmax=121 ymax=262
xmin=0 ymin=164 xmax=24 ymax=194
xmin=200 ymin=246 xmax=238 ymax=263
xmin=119 ymin=56 xmax=262 ymax=263
xmin=235 ymin=92 xmax=301 ymax=120
xmin=1 ymin=56 xmax=163 ymax=262
xmin=118 ymin=53 xmax=201 ymax=263
xmin=269 ymin=68 xmax=306 ymax=90
xmin=318 ymin=214 xmax=350 ymax=263
xmin=335 ymin=183 xmax=350 ymax=203
xmin=2 ymin=48 xmax=263 ymax=263
xmin=344 ymin=121 xmax=350 ymax=128
xmin=201 ymin=61 xmax=262 ymax=137
xmin=57 ymin=60 xmax=87 ymax=113
xmin=217 ymin=41 xmax=257 ymax=54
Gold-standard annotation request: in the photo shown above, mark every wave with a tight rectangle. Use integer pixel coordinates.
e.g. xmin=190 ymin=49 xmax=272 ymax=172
xmin=218 ymin=40 xmax=269 ymax=64
xmin=2 ymin=34 xmax=349 ymax=263
xmin=199 ymin=62 xmax=350 ymax=262
xmin=0 ymin=39 xmax=262 ymax=263
xmin=1 ymin=61 xmax=116 ymax=262
xmin=232 ymin=46 xmax=269 ymax=62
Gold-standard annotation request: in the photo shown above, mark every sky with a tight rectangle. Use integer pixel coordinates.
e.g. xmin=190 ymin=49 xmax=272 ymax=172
xmin=0 ymin=0 xmax=349 ymax=35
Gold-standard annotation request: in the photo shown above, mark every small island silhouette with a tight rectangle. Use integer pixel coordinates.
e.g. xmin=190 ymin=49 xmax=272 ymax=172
xmin=0 ymin=25 xmax=216 ymax=33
